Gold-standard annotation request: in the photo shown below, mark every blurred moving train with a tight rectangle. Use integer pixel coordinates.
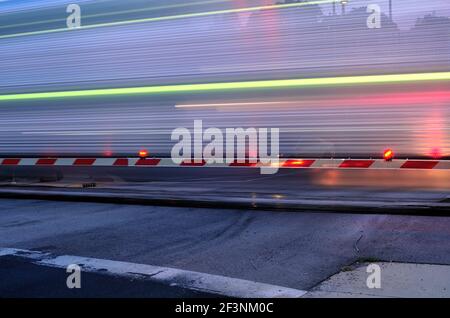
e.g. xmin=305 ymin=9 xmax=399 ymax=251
xmin=0 ymin=0 xmax=449 ymax=159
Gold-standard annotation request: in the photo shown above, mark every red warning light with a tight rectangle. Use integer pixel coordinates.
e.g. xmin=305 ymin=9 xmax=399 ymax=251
xmin=430 ymin=147 xmax=442 ymax=159
xmin=282 ymin=159 xmax=315 ymax=168
xmin=139 ymin=149 xmax=149 ymax=158
xmin=383 ymin=149 xmax=394 ymax=161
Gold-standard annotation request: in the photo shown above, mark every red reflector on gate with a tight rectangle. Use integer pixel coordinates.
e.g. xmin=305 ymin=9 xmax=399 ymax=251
xmin=401 ymin=161 xmax=438 ymax=169
xmin=181 ymin=160 xmax=206 ymax=166
xmin=36 ymin=158 xmax=57 ymax=165
xmin=135 ymin=158 xmax=161 ymax=166
xmin=73 ymin=159 xmax=96 ymax=166
xmin=113 ymin=159 xmax=129 ymax=166
xmin=282 ymin=159 xmax=315 ymax=168
xmin=339 ymin=160 xmax=375 ymax=168
xmin=229 ymin=161 xmax=258 ymax=167
xmin=1 ymin=158 xmax=20 ymax=165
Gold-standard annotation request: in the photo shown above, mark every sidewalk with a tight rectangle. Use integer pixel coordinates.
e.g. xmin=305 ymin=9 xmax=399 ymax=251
xmin=304 ymin=262 xmax=450 ymax=298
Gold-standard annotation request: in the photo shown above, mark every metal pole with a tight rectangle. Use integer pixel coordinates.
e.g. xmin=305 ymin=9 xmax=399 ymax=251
xmin=389 ymin=0 xmax=393 ymax=20
xmin=340 ymin=0 xmax=348 ymax=15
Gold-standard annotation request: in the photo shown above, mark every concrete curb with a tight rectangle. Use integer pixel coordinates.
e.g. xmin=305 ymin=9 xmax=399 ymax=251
xmin=0 ymin=248 xmax=306 ymax=298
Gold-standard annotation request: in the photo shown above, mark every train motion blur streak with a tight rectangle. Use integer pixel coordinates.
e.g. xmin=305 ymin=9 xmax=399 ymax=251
xmin=1 ymin=72 xmax=450 ymax=101
xmin=0 ymin=0 xmax=449 ymax=159
xmin=0 ymin=0 xmax=335 ymax=40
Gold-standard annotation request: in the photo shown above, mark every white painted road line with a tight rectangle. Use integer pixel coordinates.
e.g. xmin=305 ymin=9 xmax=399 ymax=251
xmin=0 ymin=248 xmax=307 ymax=298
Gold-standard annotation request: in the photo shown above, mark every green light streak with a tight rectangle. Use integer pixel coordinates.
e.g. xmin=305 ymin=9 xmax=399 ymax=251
xmin=1 ymin=72 xmax=449 ymax=102
xmin=0 ymin=0 xmax=335 ymax=40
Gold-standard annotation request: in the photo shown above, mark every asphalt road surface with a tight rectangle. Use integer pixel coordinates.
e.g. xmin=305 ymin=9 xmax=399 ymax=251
xmin=0 ymin=255 xmax=214 ymax=298
xmin=1 ymin=198 xmax=450 ymax=297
